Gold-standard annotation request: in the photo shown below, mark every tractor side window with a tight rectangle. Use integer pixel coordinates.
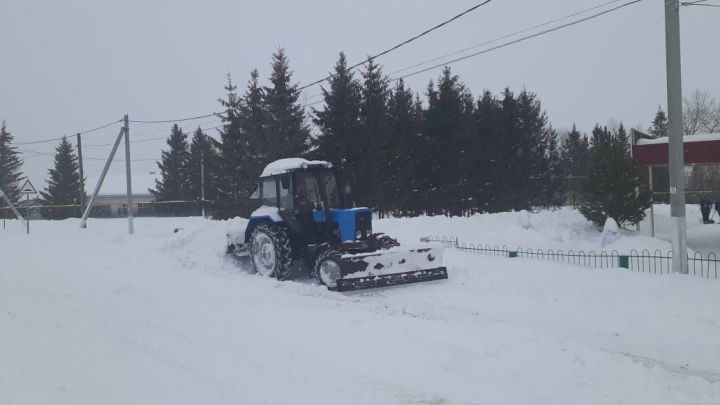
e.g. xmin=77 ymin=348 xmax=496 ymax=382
xmin=278 ymin=176 xmax=293 ymax=210
xmin=261 ymin=179 xmax=277 ymax=206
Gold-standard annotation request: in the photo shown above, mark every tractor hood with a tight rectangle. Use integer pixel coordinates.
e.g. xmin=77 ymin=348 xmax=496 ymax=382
xmin=312 ymin=208 xmax=372 ymax=242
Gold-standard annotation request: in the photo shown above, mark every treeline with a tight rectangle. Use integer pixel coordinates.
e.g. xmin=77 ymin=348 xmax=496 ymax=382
xmin=153 ymin=50 xmax=569 ymax=217
xmin=1 ymin=49 xmax=664 ymax=226
xmin=146 ymin=49 xmax=652 ymax=226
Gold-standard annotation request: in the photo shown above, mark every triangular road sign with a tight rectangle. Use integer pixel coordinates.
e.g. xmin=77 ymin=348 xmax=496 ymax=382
xmin=19 ymin=179 xmax=37 ymax=194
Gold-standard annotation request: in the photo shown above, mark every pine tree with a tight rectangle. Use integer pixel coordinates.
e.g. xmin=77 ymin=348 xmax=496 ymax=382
xmin=264 ymin=48 xmax=310 ymax=161
xmin=648 ymin=107 xmax=668 ymax=138
xmin=188 ymin=127 xmax=221 ymax=204
xmin=151 ymin=124 xmax=191 ymax=201
xmin=0 ymin=122 xmax=24 ymax=205
xmin=580 ymin=124 xmax=651 ymax=227
xmin=40 ymin=137 xmax=84 ymax=219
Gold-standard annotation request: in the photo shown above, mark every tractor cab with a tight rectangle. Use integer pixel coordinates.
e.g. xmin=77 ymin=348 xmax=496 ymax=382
xmin=247 ymin=159 xmax=372 ymax=245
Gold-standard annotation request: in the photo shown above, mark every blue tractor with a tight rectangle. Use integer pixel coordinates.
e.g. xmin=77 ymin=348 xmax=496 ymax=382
xmin=227 ymin=158 xmax=448 ymax=291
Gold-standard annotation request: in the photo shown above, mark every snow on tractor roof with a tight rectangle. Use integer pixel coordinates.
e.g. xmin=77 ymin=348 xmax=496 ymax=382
xmin=260 ymin=158 xmax=332 ymax=177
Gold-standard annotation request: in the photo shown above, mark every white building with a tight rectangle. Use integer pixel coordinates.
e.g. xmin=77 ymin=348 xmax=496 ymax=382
xmin=86 ymin=173 xmax=157 ymax=217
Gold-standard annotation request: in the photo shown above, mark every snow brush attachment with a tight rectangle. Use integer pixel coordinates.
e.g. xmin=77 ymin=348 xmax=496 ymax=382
xmin=330 ymin=245 xmax=448 ymax=292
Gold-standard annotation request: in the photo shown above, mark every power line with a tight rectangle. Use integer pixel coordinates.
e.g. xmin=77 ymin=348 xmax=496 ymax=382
xmin=392 ymin=0 xmax=644 ymax=82
xmin=78 ymin=118 xmax=124 ymax=135
xmin=297 ymin=0 xmax=494 ymax=92
xmin=128 ymin=1 xmax=495 ymax=124
xmin=15 ymin=118 xmax=123 ymax=146
xmin=129 ymin=112 xmax=218 ymax=124
xmin=388 ymin=0 xmax=628 ymax=77
xmin=82 ymin=125 xmax=222 ymax=148
xmin=683 ymin=2 xmax=720 ymax=6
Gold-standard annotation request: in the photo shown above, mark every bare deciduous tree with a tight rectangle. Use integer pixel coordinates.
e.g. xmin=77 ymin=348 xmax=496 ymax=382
xmin=683 ymin=90 xmax=720 ymax=135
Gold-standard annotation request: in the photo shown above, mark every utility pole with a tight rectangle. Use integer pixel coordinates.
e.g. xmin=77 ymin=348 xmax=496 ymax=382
xmin=200 ymin=140 xmax=206 ymax=218
xmin=76 ymin=133 xmax=85 ymax=217
xmin=124 ymin=114 xmax=134 ymax=235
xmin=665 ymin=0 xmax=688 ymax=274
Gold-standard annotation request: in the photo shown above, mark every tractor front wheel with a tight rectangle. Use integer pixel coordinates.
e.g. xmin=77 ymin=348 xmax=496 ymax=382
xmin=315 ymin=250 xmax=343 ymax=290
xmin=249 ymin=223 xmax=293 ymax=280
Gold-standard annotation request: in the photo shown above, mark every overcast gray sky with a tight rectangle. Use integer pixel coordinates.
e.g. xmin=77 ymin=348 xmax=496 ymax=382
xmin=1 ymin=0 xmax=718 ymax=189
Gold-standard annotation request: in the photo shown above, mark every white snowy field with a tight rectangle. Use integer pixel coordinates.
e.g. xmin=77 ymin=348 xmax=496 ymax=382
xmin=1 ymin=210 xmax=719 ymax=404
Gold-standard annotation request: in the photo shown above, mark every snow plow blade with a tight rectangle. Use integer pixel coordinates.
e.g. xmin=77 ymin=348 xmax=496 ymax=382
xmin=336 ymin=267 xmax=448 ymax=292
xmin=334 ymin=244 xmax=448 ymax=292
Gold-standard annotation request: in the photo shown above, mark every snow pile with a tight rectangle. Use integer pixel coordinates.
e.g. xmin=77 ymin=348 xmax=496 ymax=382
xmin=1 ymin=211 xmax=719 ymax=404
xmin=377 ymin=207 xmax=671 ymax=254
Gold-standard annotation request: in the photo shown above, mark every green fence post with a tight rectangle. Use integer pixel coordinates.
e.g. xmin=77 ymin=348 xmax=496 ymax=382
xmin=618 ymin=255 xmax=629 ymax=269
xmin=509 ymin=251 xmax=518 ymax=258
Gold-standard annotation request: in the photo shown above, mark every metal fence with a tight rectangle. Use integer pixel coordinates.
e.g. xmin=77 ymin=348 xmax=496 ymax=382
xmin=424 ymin=236 xmax=719 ymax=280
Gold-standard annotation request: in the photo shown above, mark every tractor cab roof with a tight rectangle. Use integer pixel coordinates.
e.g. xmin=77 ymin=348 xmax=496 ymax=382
xmin=260 ymin=158 xmax=333 ymax=178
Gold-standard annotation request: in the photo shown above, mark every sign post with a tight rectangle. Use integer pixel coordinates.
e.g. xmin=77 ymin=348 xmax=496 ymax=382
xmin=19 ymin=179 xmax=37 ymax=235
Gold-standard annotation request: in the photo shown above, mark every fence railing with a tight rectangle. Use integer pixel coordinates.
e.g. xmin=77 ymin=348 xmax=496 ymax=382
xmin=424 ymin=236 xmax=719 ymax=280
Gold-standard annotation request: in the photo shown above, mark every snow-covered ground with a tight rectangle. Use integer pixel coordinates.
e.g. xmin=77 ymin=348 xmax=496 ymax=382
xmin=1 ymin=210 xmax=719 ymax=404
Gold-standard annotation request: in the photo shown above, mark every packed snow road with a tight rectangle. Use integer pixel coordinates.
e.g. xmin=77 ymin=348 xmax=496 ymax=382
xmin=1 ymin=215 xmax=719 ymax=404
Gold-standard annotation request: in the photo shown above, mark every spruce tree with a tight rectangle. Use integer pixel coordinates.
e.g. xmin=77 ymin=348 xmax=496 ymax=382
xmin=40 ymin=137 xmax=84 ymax=219
xmin=421 ymin=67 xmax=475 ymax=215
xmin=560 ymin=125 xmax=590 ymax=206
xmin=580 ymin=124 xmax=651 ymax=227
xmin=188 ymin=127 xmax=221 ymax=204
xmin=151 ymin=124 xmax=191 ymax=201
xmin=470 ymin=90 xmax=502 ymax=213
xmin=0 ymin=122 xmax=24 ymax=205
xmin=218 ymin=73 xmax=243 ymax=203
xmin=237 ymin=69 xmax=268 ymax=193
xmin=382 ymin=79 xmax=420 ymax=215
xmin=355 ymin=58 xmax=391 ymax=209
xmin=264 ymin=48 xmax=310 ymax=161
xmin=312 ymin=52 xmax=363 ymax=174
xmin=560 ymin=125 xmax=590 ymax=176
xmin=648 ymin=107 xmax=668 ymax=138
xmin=514 ymin=90 xmax=561 ymax=210
xmin=647 ymin=107 xmax=670 ymax=199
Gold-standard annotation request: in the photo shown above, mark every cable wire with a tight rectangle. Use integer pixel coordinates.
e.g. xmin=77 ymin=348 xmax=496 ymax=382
xmin=129 ymin=112 xmax=218 ymax=124
xmin=388 ymin=0 xmax=628 ymax=76
xmin=128 ymin=1 xmax=494 ymax=124
xmin=297 ymin=0 xmax=494 ymax=92
xmin=392 ymin=0 xmax=644 ymax=82
xmin=15 ymin=118 xmax=123 ymax=145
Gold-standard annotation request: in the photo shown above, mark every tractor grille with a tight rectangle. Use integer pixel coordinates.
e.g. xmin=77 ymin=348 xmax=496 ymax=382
xmin=355 ymin=211 xmax=372 ymax=240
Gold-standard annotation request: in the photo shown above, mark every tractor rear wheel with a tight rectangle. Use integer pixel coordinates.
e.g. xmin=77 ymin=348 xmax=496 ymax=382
xmin=249 ymin=223 xmax=293 ymax=280
xmin=315 ymin=249 xmax=343 ymax=290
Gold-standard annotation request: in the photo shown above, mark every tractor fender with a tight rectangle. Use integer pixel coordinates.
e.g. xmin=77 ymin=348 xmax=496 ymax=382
xmin=245 ymin=206 xmax=284 ymax=243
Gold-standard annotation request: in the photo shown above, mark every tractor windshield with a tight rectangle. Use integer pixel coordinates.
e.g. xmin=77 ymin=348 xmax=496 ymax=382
xmin=295 ymin=171 xmax=342 ymax=211
xmin=322 ymin=172 xmax=341 ymax=208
